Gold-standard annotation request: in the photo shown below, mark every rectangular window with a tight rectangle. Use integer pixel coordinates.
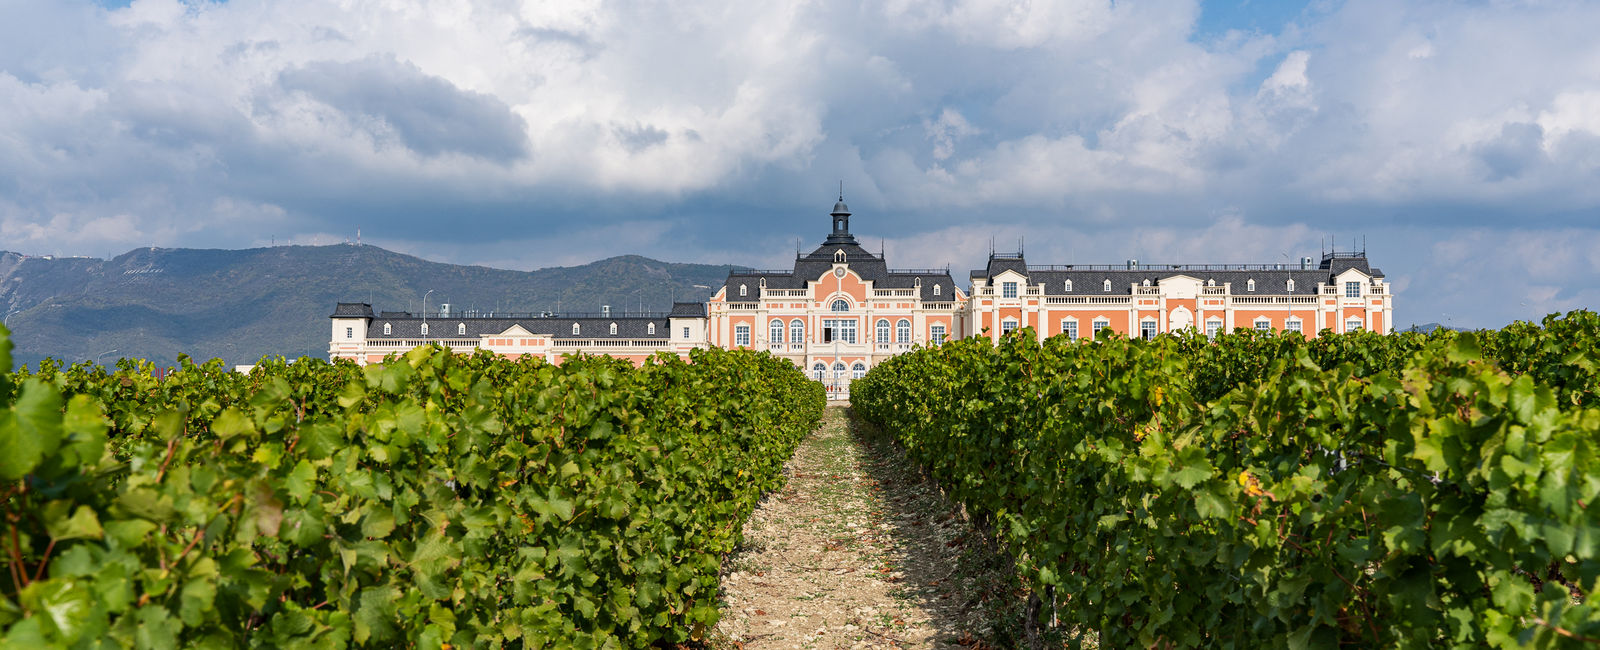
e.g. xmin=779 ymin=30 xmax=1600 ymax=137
xmin=822 ymin=319 xmax=857 ymax=344
xmin=1140 ymin=321 xmax=1157 ymax=340
xmin=1255 ymin=320 xmax=1271 ymax=331
xmin=1286 ymin=320 xmax=1302 ymax=333
xmin=345 ymin=327 xmax=353 ymax=339
xmin=1092 ymin=319 xmax=1109 ymax=337
xmin=1002 ymin=282 xmax=1018 ymax=298
xmin=1063 ymin=321 xmax=1078 ymax=340
xmin=930 ymin=324 xmax=946 ymax=345
xmin=1206 ymin=321 xmax=1221 ymax=339
xmin=1345 ymin=281 xmax=1361 ymax=298
xmin=734 ymin=325 xmax=750 ymax=346
xmin=1345 ymin=319 xmax=1362 ymax=332
xmin=1001 ymin=321 xmax=1017 ymax=335
xmin=682 ymin=327 xmax=690 ymax=339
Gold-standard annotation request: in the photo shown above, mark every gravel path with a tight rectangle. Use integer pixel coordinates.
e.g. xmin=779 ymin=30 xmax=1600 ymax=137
xmin=714 ymin=406 xmax=1003 ymax=649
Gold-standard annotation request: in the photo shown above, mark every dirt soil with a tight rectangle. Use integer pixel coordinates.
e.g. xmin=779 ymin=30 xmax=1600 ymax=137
xmin=714 ymin=405 xmax=1007 ymax=649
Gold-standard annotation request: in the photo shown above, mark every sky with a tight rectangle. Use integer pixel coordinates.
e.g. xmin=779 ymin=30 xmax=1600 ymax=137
xmin=3 ymin=0 xmax=1598 ymax=329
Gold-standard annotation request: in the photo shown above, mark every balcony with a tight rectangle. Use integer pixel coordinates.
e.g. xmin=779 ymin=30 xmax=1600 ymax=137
xmin=552 ymin=339 xmax=671 ymax=349
xmin=1232 ymin=296 xmax=1317 ymax=305
xmin=764 ymin=289 xmax=809 ymax=297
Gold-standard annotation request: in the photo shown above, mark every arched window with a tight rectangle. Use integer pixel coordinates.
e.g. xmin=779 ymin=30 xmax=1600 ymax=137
xmin=1064 ymin=279 xmax=1072 ymax=292
xmin=420 ymin=322 xmax=429 ymax=335
xmin=834 ymin=250 xmax=846 ymax=263
xmin=852 ymin=362 xmax=867 ymax=379
xmin=457 ymin=323 xmax=466 ymax=336
xmin=1286 ymin=279 xmax=1295 ymax=292
xmin=383 ymin=323 xmax=391 ymax=335
xmin=770 ymin=319 xmax=784 ymax=343
xmin=1103 ymin=279 xmax=1112 ymax=292
xmin=812 ymin=362 xmax=826 ymax=380
xmin=933 ymin=284 xmax=941 ymax=296
xmin=1247 ymin=279 xmax=1256 ymax=292
xmin=896 ymin=319 xmax=911 ymax=343
xmin=790 ymin=319 xmax=805 ymax=344
xmin=739 ymin=284 xmax=747 ymax=297
xmin=609 ymin=322 xmax=618 ymax=335
xmin=831 ymin=299 xmax=850 ymax=312
xmin=832 ymin=361 xmax=846 ymax=379
xmin=648 ymin=322 xmax=656 ymax=335
xmin=876 ymin=319 xmax=890 ymax=343
xmin=572 ymin=323 xmax=580 ymax=335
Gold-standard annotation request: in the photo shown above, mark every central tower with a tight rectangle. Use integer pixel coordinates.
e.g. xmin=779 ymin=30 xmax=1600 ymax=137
xmin=825 ymin=194 xmax=857 ymax=245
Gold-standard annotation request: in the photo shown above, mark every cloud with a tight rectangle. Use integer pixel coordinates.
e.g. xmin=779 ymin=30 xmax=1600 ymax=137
xmin=277 ymin=55 xmax=530 ymax=163
xmin=0 ymin=0 xmax=1597 ymax=329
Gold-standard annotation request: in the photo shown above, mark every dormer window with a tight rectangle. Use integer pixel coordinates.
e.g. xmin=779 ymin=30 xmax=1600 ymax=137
xmin=1207 ymin=279 xmax=1215 ymax=287
xmin=383 ymin=323 xmax=391 ymax=335
xmin=739 ymin=284 xmax=747 ymax=297
xmin=420 ymin=323 xmax=429 ymax=335
xmin=648 ymin=322 xmax=656 ymax=335
xmin=933 ymin=284 xmax=941 ymax=296
xmin=609 ymin=322 xmax=618 ymax=335
xmin=1142 ymin=279 xmax=1151 ymax=287
xmin=1064 ymin=279 xmax=1072 ymax=292
xmin=1247 ymin=279 xmax=1256 ymax=292
xmin=1286 ymin=279 xmax=1295 ymax=292
xmin=1103 ymin=279 xmax=1112 ymax=292
xmin=572 ymin=323 xmax=580 ymax=335
xmin=834 ymin=250 xmax=846 ymax=263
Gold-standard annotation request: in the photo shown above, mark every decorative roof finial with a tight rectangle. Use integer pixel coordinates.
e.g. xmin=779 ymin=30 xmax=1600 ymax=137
xmin=839 ymin=180 xmax=844 ymax=201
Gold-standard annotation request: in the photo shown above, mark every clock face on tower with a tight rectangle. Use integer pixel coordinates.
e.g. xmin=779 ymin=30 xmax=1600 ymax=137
xmin=834 ymin=267 xmax=846 ymax=278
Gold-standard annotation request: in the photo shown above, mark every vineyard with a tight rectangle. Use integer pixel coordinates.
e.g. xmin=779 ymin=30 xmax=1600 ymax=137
xmin=0 ymin=327 xmax=824 ymax=648
xmin=854 ymin=310 xmax=1599 ymax=648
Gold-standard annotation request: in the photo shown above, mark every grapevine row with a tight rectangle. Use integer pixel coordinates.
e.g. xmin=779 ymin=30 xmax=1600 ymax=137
xmin=853 ymin=312 xmax=1598 ymax=648
xmin=1 ymin=331 xmax=824 ymax=648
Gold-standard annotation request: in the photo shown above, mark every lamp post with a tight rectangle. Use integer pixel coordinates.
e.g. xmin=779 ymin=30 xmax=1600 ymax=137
xmin=423 ymin=289 xmax=434 ymax=343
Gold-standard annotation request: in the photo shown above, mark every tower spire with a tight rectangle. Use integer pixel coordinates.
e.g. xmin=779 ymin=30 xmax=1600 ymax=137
xmin=825 ymin=189 xmax=856 ymax=245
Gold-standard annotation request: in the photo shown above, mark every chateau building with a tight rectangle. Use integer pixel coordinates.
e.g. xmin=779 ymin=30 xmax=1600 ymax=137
xmin=966 ymin=251 xmax=1393 ymax=344
xmin=705 ymin=198 xmax=965 ymax=392
xmin=330 ymin=196 xmax=1395 ymax=390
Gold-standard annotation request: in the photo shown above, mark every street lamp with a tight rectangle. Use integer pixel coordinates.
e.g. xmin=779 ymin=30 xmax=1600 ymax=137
xmin=423 ymin=289 xmax=434 ymax=343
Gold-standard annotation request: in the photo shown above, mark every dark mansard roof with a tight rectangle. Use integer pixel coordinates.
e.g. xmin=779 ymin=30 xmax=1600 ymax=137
xmin=972 ymin=252 xmax=1383 ymax=295
xmin=364 ymin=312 xmax=671 ymax=340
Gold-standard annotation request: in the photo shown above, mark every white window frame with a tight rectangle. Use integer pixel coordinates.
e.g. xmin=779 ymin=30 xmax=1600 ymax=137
xmin=1092 ymin=319 xmax=1110 ymax=336
xmin=930 ymin=324 xmax=946 ymax=345
xmin=1064 ymin=279 xmax=1072 ymax=292
xmin=648 ymin=322 xmax=656 ymax=335
xmin=734 ymin=324 xmax=751 ymax=346
xmin=346 ymin=327 xmax=354 ymax=339
xmin=1254 ymin=319 xmax=1271 ymax=331
xmin=813 ymin=362 xmax=826 ymax=380
xmin=572 ymin=323 xmax=580 ymax=335
xmin=457 ymin=323 xmax=466 ymax=336
xmin=383 ymin=323 xmax=391 ymax=335
xmin=1345 ymin=317 xmax=1363 ymax=333
xmin=771 ymin=319 xmax=785 ymax=344
xmin=1286 ymin=279 xmax=1295 ymax=292
xmin=1062 ymin=319 xmax=1078 ymax=340
xmin=420 ymin=323 xmax=429 ymax=335
xmin=933 ymin=284 xmax=941 ymax=296
xmin=1286 ymin=319 xmax=1302 ymax=333
xmin=1140 ymin=319 xmax=1157 ymax=340
xmin=790 ymin=319 xmax=805 ymax=344
xmin=1103 ymin=279 xmax=1112 ymax=292
xmin=822 ymin=318 xmax=857 ymax=344
xmin=851 ymin=362 xmax=867 ymax=379
xmin=682 ymin=326 xmax=690 ymax=339
xmin=896 ymin=319 xmax=911 ymax=343
xmin=1205 ymin=319 xmax=1222 ymax=339
xmin=1247 ymin=279 xmax=1256 ymax=292
xmin=739 ymin=284 xmax=747 ymax=297
xmin=1002 ymin=282 xmax=1018 ymax=298
xmin=831 ymin=299 xmax=850 ymax=312
xmin=876 ymin=319 xmax=891 ymax=343
xmin=1345 ymin=281 xmax=1361 ymax=298
xmin=832 ymin=361 xmax=846 ymax=380
xmin=610 ymin=322 xmax=618 ymax=335
xmin=1001 ymin=320 xmax=1018 ymax=335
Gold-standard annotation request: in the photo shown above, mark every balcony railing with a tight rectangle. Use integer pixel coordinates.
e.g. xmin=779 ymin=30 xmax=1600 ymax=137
xmin=764 ymin=289 xmax=809 ymax=297
xmin=1232 ymin=296 xmax=1318 ymax=304
xmin=552 ymin=339 xmax=671 ymax=349
xmin=920 ymin=302 xmax=959 ymax=310
xmin=873 ymin=289 xmax=916 ymax=297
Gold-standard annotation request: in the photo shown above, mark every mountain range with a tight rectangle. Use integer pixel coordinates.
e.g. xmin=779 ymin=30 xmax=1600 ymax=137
xmin=0 ymin=245 xmax=737 ymax=369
